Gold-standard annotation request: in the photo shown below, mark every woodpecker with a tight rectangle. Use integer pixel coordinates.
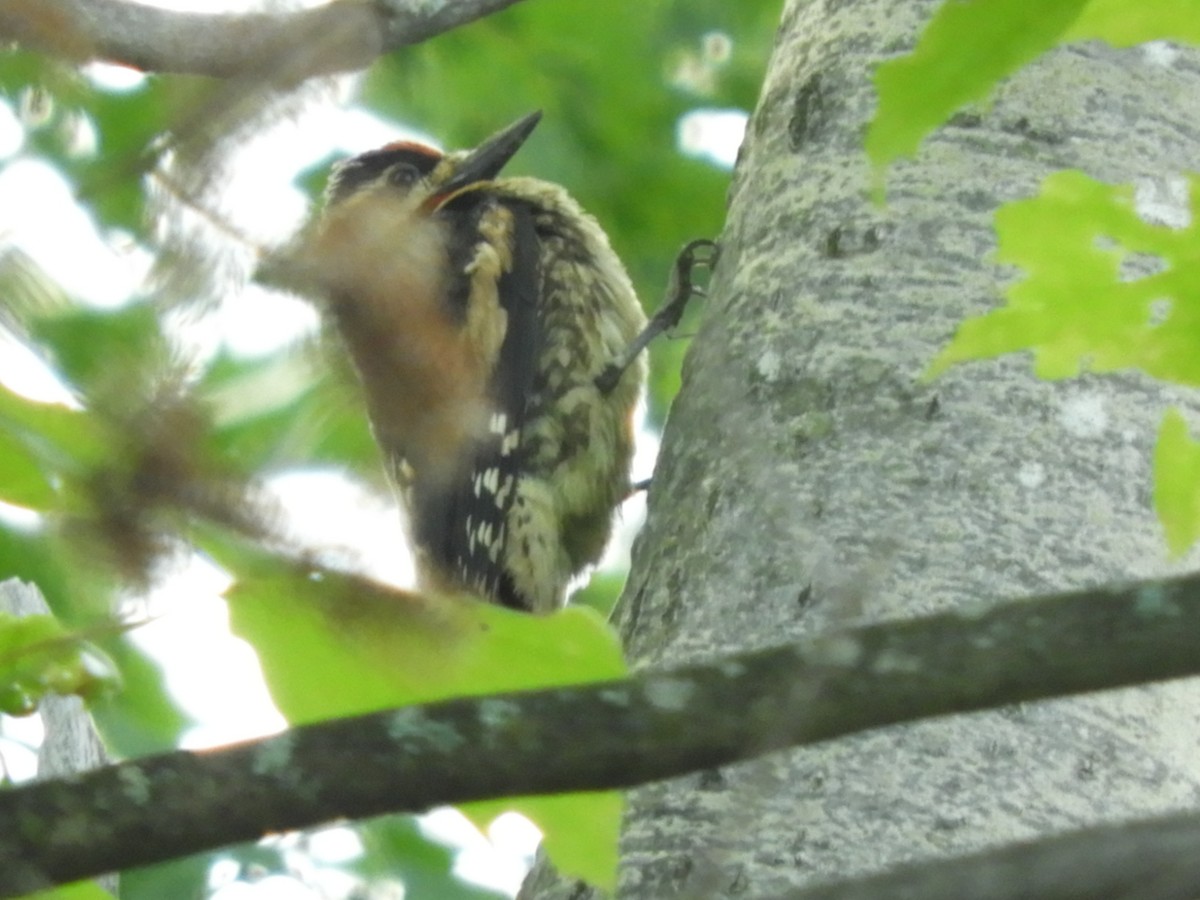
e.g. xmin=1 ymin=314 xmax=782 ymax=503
xmin=309 ymin=111 xmax=647 ymax=613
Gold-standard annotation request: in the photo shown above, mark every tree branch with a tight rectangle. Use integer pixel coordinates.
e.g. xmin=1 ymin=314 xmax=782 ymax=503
xmin=3 ymin=570 xmax=1200 ymax=896
xmin=0 ymin=0 xmax=531 ymax=79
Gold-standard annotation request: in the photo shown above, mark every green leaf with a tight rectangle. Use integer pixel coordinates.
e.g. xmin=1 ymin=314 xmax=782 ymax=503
xmin=222 ymin=553 xmax=626 ymax=890
xmin=62 ymin=77 xmax=203 ymax=234
xmin=0 ymin=50 xmax=73 ymax=101
xmin=116 ymin=853 xmax=213 ymax=900
xmin=867 ymin=0 xmax=1089 ymax=169
xmin=225 ymin=564 xmax=626 ymax=720
xmin=569 ymin=569 xmax=628 ymax=620
xmin=354 ymin=816 xmax=507 ymax=899
xmin=0 ymin=531 xmax=190 ymax=752
xmin=30 ymin=304 xmax=167 ymax=397
xmin=18 ymin=880 xmax=116 ymax=900
xmin=1154 ymin=408 xmax=1200 ymax=556
xmin=0 ymin=427 xmax=57 ymax=508
xmin=89 ymin=636 xmax=193 ymax=757
xmin=928 ymin=170 xmax=1200 ymax=383
xmin=0 ymin=526 xmax=191 ymax=753
xmin=0 ymin=612 xmax=119 ymax=716
xmin=118 ymin=837 xmax=286 ymax=900
xmin=0 ymin=525 xmax=98 ymax=627
xmin=202 ymin=351 xmax=379 ymax=474
xmin=464 ymin=792 xmax=623 ymax=893
xmin=1066 ymin=0 xmax=1200 ymax=46
xmin=0 ymin=384 xmax=106 ymax=474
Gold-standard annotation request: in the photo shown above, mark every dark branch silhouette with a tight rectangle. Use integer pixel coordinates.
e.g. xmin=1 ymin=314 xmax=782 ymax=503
xmin=0 ymin=0 xmax=531 ymax=79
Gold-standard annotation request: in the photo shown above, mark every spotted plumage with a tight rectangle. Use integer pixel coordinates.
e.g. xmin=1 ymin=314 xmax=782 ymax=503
xmin=311 ymin=112 xmax=646 ymax=612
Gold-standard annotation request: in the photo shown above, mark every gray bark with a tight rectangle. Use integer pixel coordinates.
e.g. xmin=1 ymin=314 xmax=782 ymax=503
xmin=525 ymin=1 xmax=1200 ymax=897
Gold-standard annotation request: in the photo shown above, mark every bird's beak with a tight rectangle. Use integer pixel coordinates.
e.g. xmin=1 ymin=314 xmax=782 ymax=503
xmin=433 ymin=110 xmax=542 ymax=202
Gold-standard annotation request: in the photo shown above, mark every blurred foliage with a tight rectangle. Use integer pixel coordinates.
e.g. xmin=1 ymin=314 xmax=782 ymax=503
xmin=0 ymin=609 xmax=118 ymax=717
xmin=351 ymin=817 xmax=508 ymax=900
xmin=0 ymin=50 xmax=200 ymax=233
xmin=0 ymin=1 xmax=775 ymax=897
xmin=19 ymin=882 xmax=115 ymax=900
xmin=0 ymin=376 xmax=193 ymax=754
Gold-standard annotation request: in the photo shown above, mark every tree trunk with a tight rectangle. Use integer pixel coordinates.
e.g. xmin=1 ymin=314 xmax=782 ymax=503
xmin=525 ymin=1 xmax=1200 ymax=897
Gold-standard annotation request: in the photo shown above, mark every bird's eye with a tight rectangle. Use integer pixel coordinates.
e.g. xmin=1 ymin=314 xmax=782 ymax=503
xmin=388 ymin=164 xmax=420 ymax=188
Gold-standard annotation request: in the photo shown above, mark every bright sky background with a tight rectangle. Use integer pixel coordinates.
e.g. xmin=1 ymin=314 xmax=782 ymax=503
xmin=0 ymin=19 xmax=746 ymax=897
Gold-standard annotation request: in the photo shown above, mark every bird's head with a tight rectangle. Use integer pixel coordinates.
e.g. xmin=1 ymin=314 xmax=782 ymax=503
xmin=326 ymin=110 xmax=542 ymax=213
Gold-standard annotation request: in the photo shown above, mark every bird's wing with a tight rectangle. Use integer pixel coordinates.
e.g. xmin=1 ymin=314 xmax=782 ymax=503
xmin=408 ymin=197 xmax=544 ymax=609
